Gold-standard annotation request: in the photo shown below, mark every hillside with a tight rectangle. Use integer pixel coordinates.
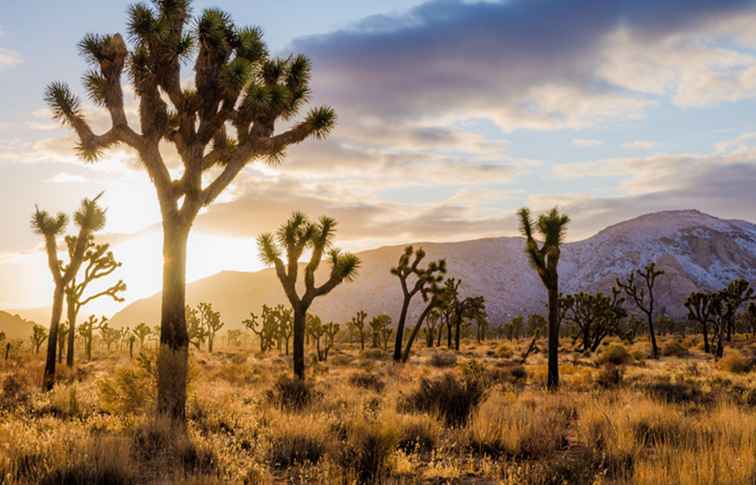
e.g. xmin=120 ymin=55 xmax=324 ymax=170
xmin=0 ymin=311 xmax=37 ymax=340
xmin=109 ymin=210 xmax=756 ymax=329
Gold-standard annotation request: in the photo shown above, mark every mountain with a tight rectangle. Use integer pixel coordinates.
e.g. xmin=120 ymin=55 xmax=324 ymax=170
xmin=0 ymin=311 xmax=37 ymax=340
xmin=106 ymin=210 xmax=755 ymax=328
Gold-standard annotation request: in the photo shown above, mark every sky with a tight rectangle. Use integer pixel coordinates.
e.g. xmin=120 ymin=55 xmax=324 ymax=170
xmin=2 ymin=0 xmax=756 ymax=316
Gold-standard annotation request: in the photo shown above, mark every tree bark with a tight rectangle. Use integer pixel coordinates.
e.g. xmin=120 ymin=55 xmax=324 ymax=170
xmin=42 ymin=284 xmax=65 ymax=391
xmin=293 ymin=306 xmax=306 ymax=380
xmin=402 ymin=304 xmax=433 ymax=362
xmin=702 ymin=321 xmax=710 ymax=354
xmin=156 ymin=222 xmax=190 ymax=423
xmin=547 ymin=287 xmax=560 ymax=390
xmin=393 ymin=298 xmax=410 ymax=362
xmin=66 ymin=301 xmax=77 ymax=367
xmin=647 ymin=312 xmax=659 ymax=359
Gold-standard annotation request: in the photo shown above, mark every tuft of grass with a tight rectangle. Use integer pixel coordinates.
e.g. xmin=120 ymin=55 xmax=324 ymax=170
xmin=400 ymin=373 xmax=487 ymax=427
xmin=598 ymin=344 xmax=633 ymax=366
xmin=349 ymin=372 xmax=385 ymax=393
xmin=266 ymin=375 xmax=321 ymax=411
xmin=429 ymin=352 xmax=457 ymax=368
xmin=718 ymin=350 xmax=754 ymax=374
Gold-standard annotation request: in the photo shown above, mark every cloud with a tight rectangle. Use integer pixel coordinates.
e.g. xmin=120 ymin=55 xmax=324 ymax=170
xmin=573 ymin=139 xmax=603 ymax=148
xmin=292 ymin=0 xmax=756 ymax=131
xmin=44 ymin=173 xmax=88 ymax=184
xmin=0 ymin=47 xmax=21 ymax=68
xmin=623 ymin=140 xmax=657 ymax=150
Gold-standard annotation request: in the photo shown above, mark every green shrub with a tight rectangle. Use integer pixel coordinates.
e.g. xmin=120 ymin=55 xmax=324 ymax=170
xmin=97 ymin=366 xmax=154 ymax=415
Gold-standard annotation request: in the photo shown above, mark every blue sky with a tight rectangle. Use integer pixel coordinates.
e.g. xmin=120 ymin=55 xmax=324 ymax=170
xmin=2 ymin=0 xmax=756 ymax=312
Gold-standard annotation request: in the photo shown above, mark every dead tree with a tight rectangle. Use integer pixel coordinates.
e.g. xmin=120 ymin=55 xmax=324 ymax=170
xmin=616 ymin=262 xmax=664 ymax=359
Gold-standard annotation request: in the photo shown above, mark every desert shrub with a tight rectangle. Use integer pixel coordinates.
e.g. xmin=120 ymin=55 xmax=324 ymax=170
xmin=336 ymin=419 xmax=400 ymax=483
xmin=631 ymin=414 xmax=689 ymax=448
xmin=267 ymin=375 xmax=321 ymax=411
xmin=97 ymin=366 xmax=154 ymax=415
xmin=468 ymin=392 xmax=573 ymax=459
xmin=599 ymin=345 xmax=632 ymax=366
xmin=39 ymin=437 xmax=135 ymax=485
xmin=496 ymin=344 xmax=514 ymax=359
xmin=361 ymin=349 xmax=387 ymax=360
xmin=596 ymin=364 xmax=623 ymax=388
xmin=400 ymin=373 xmax=487 ymax=427
xmin=393 ymin=413 xmax=441 ymax=453
xmin=349 ymin=372 xmax=385 ymax=393
xmin=429 ymin=352 xmax=457 ymax=368
xmin=661 ymin=340 xmax=689 ymax=358
xmin=0 ymin=374 xmax=28 ymax=410
xmin=718 ymin=350 xmax=754 ymax=374
xmin=131 ymin=418 xmax=216 ymax=475
xmin=509 ymin=365 xmax=528 ymax=382
xmin=643 ymin=380 xmax=708 ymax=405
xmin=268 ymin=421 xmax=328 ymax=469
xmin=331 ymin=354 xmax=355 ymax=366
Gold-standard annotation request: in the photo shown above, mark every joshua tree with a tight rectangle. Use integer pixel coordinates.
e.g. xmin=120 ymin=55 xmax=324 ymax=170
xmin=505 ymin=315 xmax=524 ymax=340
xmin=272 ymin=305 xmax=294 ymax=355
xmin=31 ymin=324 xmax=48 ymax=354
xmin=390 ymin=246 xmax=446 ymax=362
xmin=57 ymin=322 xmax=69 ymax=364
xmin=99 ymin=321 xmax=121 ymax=353
xmin=684 ymin=292 xmax=716 ymax=353
xmin=518 ymin=207 xmax=570 ymax=390
xmin=242 ymin=311 xmax=272 ymax=352
xmin=475 ymin=313 xmax=489 ymax=342
xmin=747 ymin=302 xmax=756 ymax=337
xmin=79 ymin=315 xmax=107 ymax=360
xmin=560 ymin=289 xmax=627 ymax=354
xmin=258 ymin=213 xmax=360 ymax=380
xmin=226 ymin=329 xmax=243 ymax=348
xmin=65 ymin=239 xmax=126 ymax=367
xmin=424 ymin=308 xmax=442 ymax=347
xmin=616 ymin=262 xmax=664 ymax=359
xmin=348 ymin=310 xmax=368 ymax=350
xmin=308 ymin=316 xmax=340 ymax=361
xmin=32 ymin=195 xmax=106 ymax=390
xmin=401 ymin=277 xmax=446 ymax=362
xmin=710 ymin=279 xmax=753 ymax=358
xmin=133 ymin=322 xmax=152 ymax=349
xmin=186 ymin=305 xmax=208 ymax=351
xmin=198 ymin=302 xmax=223 ymax=353
xmin=440 ymin=278 xmax=486 ymax=352
xmin=46 ymin=1 xmax=336 ymax=421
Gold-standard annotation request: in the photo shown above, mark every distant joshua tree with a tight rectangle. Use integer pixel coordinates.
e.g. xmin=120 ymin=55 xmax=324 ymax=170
xmin=710 ymin=279 xmax=753 ymax=358
xmin=258 ymin=213 xmax=360 ymax=380
xmin=31 ymin=324 xmax=48 ymax=354
xmin=32 ymin=195 xmax=106 ymax=391
xmin=65 ymin=239 xmax=126 ymax=367
xmin=747 ymin=302 xmax=756 ymax=337
xmin=186 ymin=305 xmax=208 ymax=351
xmin=133 ymin=323 xmax=152 ymax=349
xmin=616 ymin=262 xmax=664 ymax=359
xmin=518 ymin=207 xmax=570 ymax=390
xmin=440 ymin=278 xmax=486 ymax=352
xmin=79 ymin=315 xmax=107 ymax=361
xmin=307 ymin=315 xmax=340 ymax=361
xmin=390 ymin=246 xmax=446 ymax=362
xmin=46 ymin=0 xmax=336 ymax=422
xmin=348 ymin=310 xmax=368 ymax=350
xmin=560 ymin=289 xmax=627 ymax=354
xmin=198 ymin=302 xmax=223 ymax=353
xmin=684 ymin=292 xmax=716 ymax=354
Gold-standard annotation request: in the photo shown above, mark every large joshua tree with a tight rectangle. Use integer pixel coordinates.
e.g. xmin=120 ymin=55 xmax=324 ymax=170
xmin=45 ymin=1 xmax=335 ymax=421
xmin=258 ymin=213 xmax=360 ymax=380
xmin=518 ymin=207 xmax=569 ymax=390
xmin=32 ymin=195 xmax=106 ymax=391
xmin=65 ymin=240 xmax=126 ymax=367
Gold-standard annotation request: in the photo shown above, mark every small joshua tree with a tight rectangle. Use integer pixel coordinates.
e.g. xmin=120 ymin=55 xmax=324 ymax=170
xmin=186 ymin=305 xmax=208 ymax=351
xmin=439 ymin=278 xmax=486 ymax=352
xmin=684 ymin=292 xmax=716 ymax=354
xmin=258 ymin=213 xmax=360 ymax=380
xmin=226 ymin=329 xmax=243 ymax=348
xmin=308 ymin=316 xmax=340 ymax=361
xmin=390 ymin=246 xmax=446 ymax=362
xmin=31 ymin=324 xmax=48 ymax=354
xmin=616 ymin=262 xmax=664 ymax=359
xmin=99 ymin=321 xmax=121 ymax=353
xmin=518 ymin=207 xmax=569 ymax=390
xmin=32 ymin=195 xmax=106 ymax=390
xmin=560 ymin=289 xmax=626 ymax=354
xmin=710 ymin=279 xmax=753 ymax=358
xmin=424 ymin=308 xmax=442 ymax=347
xmin=242 ymin=311 xmax=272 ymax=352
xmin=133 ymin=322 xmax=152 ymax=349
xmin=198 ymin=302 xmax=223 ymax=353
xmin=79 ymin=315 xmax=107 ymax=360
xmin=273 ymin=305 xmax=294 ymax=355
xmin=348 ymin=310 xmax=368 ymax=350
xmin=65 ymin=239 xmax=126 ymax=367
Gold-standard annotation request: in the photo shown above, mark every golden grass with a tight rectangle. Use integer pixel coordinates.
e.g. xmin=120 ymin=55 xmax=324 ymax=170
xmin=0 ymin=333 xmax=753 ymax=483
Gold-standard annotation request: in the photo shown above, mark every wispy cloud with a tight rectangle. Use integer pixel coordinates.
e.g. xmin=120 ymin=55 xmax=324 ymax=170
xmin=573 ymin=139 xmax=603 ymax=148
xmin=0 ymin=47 xmax=21 ymax=68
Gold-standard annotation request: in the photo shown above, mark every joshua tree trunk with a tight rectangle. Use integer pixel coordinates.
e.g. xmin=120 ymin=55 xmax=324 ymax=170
xmin=156 ymin=222 xmax=190 ymax=422
xmin=646 ymin=312 xmax=659 ymax=359
xmin=393 ymin=299 xmax=410 ymax=362
xmin=66 ymin=304 xmax=77 ymax=367
xmin=454 ymin=315 xmax=462 ymax=351
xmin=701 ymin=321 xmax=710 ymax=354
xmin=42 ymin=285 xmax=65 ymax=391
xmin=208 ymin=335 xmax=214 ymax=353
xmin=547 ymin=287 xmax=560 ymax=390
xmin=402 ymin=305 xmax=434 ymax=362
xmin=293 ymin=307 xmax=306 ymax=380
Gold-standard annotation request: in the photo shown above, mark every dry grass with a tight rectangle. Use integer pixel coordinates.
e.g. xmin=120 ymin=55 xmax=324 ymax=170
xmin=0 ymin=333 xmax=754 ymax=484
